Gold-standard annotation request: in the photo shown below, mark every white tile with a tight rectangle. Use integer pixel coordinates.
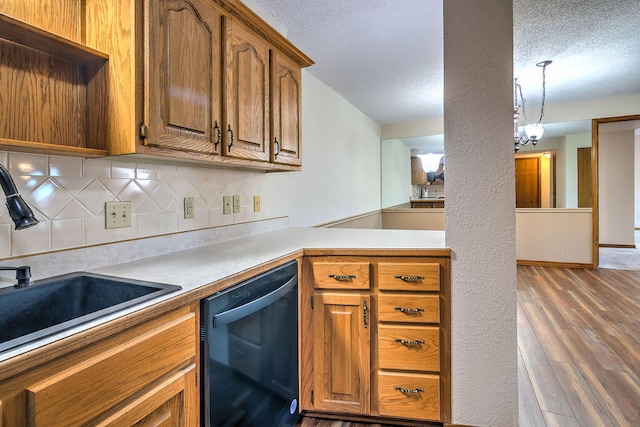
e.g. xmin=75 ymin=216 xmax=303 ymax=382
xmin=100 ymin=178 xmax=131 ymax=197
xmin=83 ymin=158 xmax=111 ymax=178
xmin=14 ymin=176 xmax=45 ymax=193
xmin=55 ymin=200 xmax=93 ymax=219
xmin=137 ymin=213 xmax=159 ymax=237
xmin=0 ymin=224 xmax=11 ymax=257
xmin=176 ymin=166 xmax=194 ymax=181
xmin=51 ymin=218 xmax=85 ymax=250
xmin=54 ymin=177 xmax=92 ymax=196
xmin=0 ymin=151 xmax=7 ymax=168
xmin=111 ymin=161 xmax=136 ymax=179
xmin=8 ymin=153 xmax=48 ymax=176
xmin=150 ymin=182 xmax=177 ymax=211
xmin=11 ymin=221 xmax=50 ymax=256
xmin=137 ymin=198 xmax=161 ymax=214
xmin=85 ymin=216 xmax=114 ymax=245
xmin=117 ymin=180 xmax=147 ymax=211
xmin=158 ymin=164 xmax=177 ymax=180
xmin=209 ymin=208 xmax=223 ymax=227
xmin=25 ymin=178 xmax=74 ymax=220
xmin=158 ymin=211 xmax=178 ymax=234
xmin=200 ymin=183 xmax=219 ymax=208
xmin=76 ymin=180 xmax=115 ymax=216
xmin=194 ymin=210 xmax=209 ymax=229
xmin=113 ymin=216 xmax=139 ymax=240
xmin=136 ymin=163 xmax=159 ymax=180
xmin=49 ymin=156 xmax=83 ymax=177
xmin=136 ymin=179 xmax=161 ymax=195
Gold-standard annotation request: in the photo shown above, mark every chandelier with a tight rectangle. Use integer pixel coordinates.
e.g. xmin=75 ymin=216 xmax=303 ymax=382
xmin=514 ymin=60 xmax=552 ymax=151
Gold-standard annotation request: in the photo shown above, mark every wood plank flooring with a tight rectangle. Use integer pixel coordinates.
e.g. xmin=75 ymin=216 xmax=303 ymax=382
xmin=298 ymin=265 xmax=640 ymax=427
xmin=518 ymin=265 xmax=640 ymax=427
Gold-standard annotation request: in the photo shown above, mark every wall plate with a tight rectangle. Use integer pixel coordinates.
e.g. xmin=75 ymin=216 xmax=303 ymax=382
xmin=105 ymin=201 xmax=132 ymax=229
xmin=223 ymin=196 xmax=232 ymax=215
xmin=184 ymin=197 xmax=195 ymax=219
xmin=233 ymin=195 xmax=240 ymax=213
xmin=253 ymin=196 xmax=261 ymax=212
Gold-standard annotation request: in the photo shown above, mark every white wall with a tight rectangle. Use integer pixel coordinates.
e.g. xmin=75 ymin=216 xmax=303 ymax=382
xmin=444 ymin=0 xmax=517 ymax=425
xmin=600 ymin=130 xmax=635 ymax=245
xmin=635 ymin=135 xmax=640 ymax=228
xmin=381 ymin=139 xmax=411 ymax=208
xmin=265 ymin=71 xmax=382 ymax=227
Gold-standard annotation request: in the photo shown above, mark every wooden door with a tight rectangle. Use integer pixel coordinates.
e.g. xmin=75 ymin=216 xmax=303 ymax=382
xmin=271 ymin=50 xmax=302 ymax=165
xmin=578 ymin=147 xmax=592 ymax=207
xmin=224 ymin=19 xmax=270 ymax=162
xmin=145 ymin=0 xmax=222 ymax=155
xmin=313 ymin=293 xmax=370 ymax=415
xmin=515 ymin=157 xmax=541 ymax=208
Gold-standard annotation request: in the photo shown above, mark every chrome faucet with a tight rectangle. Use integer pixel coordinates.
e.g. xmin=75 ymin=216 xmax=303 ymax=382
xmin=0 ymin=266 xmax=32 ymax=287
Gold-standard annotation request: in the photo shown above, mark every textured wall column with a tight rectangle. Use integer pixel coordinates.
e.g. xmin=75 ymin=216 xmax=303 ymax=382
xmin=443 ymin=1 xmax=517 ymax=426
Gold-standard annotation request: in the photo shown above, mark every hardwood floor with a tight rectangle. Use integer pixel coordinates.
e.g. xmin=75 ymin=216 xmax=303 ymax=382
xmin=297 ymin=265 xmax=640 ymax=427
xmin=518 ymin=265 xmax=640 ymax=427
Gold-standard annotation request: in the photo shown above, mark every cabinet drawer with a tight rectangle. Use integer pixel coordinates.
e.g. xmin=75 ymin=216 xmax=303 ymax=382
xmin=311 ymin=261 xmax=370 ymax=290
xmin=378 ymin=372 xmax=440 ymax=421
xmin=378 ymin=294 xmax=439 ymax=324
xmin=378 ymin=325 xmax=439 ymax=372
xmin=378 ymin=262 xmax=440 ymax=291
xmin=25 ymin=313 xmax=196 ymax=426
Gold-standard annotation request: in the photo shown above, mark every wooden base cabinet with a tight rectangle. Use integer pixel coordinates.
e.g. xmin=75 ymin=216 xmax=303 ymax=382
xmin=0 ymin=304 xmax=199 ymax=427
xmin=301 ymin=255 xmax=451 ymax=424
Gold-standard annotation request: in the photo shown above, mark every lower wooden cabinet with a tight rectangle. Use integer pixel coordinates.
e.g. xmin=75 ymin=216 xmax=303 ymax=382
xmin=301 ymin=254 xmax=451 ymax=424
xmin=312 ymin=293 xmax=370 ymax=415
xmin=0 ymin=304 xmax=199 ymax=427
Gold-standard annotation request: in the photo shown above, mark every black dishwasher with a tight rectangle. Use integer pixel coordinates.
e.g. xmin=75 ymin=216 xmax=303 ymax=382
xmin=201 ymin=260 xmax=299 ymax=427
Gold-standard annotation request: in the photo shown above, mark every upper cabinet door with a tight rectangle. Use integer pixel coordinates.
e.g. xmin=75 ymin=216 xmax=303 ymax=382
xmin=146 ymin=0 xmax=223 ymax=155
xmin=224 ymin=19 xmax=270 ymax=162
xmin=271 ymin=50 xmax=302 ymax=166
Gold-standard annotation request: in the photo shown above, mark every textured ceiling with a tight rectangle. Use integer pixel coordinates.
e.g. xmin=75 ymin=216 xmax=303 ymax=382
xmin=253 ymin=0 xmax=640 ymax=127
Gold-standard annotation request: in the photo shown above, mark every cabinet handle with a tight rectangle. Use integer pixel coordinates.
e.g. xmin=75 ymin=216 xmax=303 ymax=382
xmin=394 ymin=386 xmax=424 ymax=394
xmin=363 ymin=300 xmax=368 ymax=329
xmin=394 ymin=275 xmax=424 ymax=282
xmin=328 ymin=274 xmax=356 ymax=281
xmin=274 ymin=137 xmax=280 ymax=158
xmin=394 ymin=307 xmax=425 ymax=313
xmin=214 ymin=121 xmax=221 ymax=149
xmin=394 ymin=338 xmax=424 ymax=346
xmin=227 ymin=124 xmax=234 ymax=151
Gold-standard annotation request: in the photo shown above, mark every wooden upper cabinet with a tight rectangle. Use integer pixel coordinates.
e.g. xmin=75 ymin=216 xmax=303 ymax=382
xmin=145 ymin=0 xmax=222 ymax=155
xmin=223 ymin=19 xmax=270 ymax=162
xmin=271 ymin=50 xmax=302 ymax=166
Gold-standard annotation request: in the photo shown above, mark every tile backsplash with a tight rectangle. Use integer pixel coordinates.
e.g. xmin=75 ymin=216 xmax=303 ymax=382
xmin=0 ymin=151 xmax=269 ymax=258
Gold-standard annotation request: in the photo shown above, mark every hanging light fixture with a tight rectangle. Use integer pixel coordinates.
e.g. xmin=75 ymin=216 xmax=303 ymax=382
xmin=514 ymin=60 xmax=552 ymax=151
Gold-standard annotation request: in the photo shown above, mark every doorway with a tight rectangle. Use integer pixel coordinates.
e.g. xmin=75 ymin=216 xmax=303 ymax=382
xmin=591 ymin=114 xmax=640 ymax=268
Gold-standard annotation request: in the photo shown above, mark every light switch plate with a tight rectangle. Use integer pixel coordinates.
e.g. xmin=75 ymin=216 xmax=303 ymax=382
xmin=253 ymin=196 xmax=260 ymax=212
xmin=223 ymin=196 xmax=232 ymax=215
xmin=233 ymin=195 xmax=240 ymax=213
xmin=184 ymin=197 xmax=195 ymax=219
xmin=105 ymin=201 xmax=132 ymax=229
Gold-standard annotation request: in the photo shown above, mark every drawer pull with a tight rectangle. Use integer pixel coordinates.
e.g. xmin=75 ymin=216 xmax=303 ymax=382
xmin=394 ymin=386 xmax=424 ymax=394
xmin=394 ymin=307 xmax=425 ymax=313
xmin=394 ymin=275 xmax=424 ymax=282
xmin=394 ymin=338 xmax=424 ymax=346
xmin=328 ymin=274 xmax=356 ymax=281
xmin=363 ymin=300 xmax=368 ymax=329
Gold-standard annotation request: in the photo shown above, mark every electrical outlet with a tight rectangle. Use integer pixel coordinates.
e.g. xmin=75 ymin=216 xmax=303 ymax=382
xmin=184 ymin=197 xmax=195 ymax=219
xmin=223 ymin=196 xmax=232 ymax=215
xmin=233 ymin=195 xmax=240 ymax=213
xmin=253 ymin=196 xmax=261 ymax=212
xmin=105 ymin=201 xmax=132 ymax=229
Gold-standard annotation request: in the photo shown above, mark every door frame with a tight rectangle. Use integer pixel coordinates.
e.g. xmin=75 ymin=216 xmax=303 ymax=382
xmin=591 ymin=114 xmax=640 ymax=268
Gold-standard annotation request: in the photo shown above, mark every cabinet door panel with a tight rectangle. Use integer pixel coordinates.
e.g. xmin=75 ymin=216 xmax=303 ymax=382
xmin=147 ymin=0 xmax=222 ymax=154
xmin=313 ymin=293 xmax=370 ymax=414
xmin=224 ymin=19 xmax=270 ymax=161
xmin=271 ymin=50 xmax=301 ymax=165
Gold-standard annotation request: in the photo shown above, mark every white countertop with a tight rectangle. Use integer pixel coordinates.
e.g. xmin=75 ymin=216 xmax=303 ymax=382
xmin=1 ymin=227 xmax=446 ymax=362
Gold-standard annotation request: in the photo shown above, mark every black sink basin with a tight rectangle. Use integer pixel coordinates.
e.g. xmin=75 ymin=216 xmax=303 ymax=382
xmin=0 ymin=272 xmax=181 ymax=353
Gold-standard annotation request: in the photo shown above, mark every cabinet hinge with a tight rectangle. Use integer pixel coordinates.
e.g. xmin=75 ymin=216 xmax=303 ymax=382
xmin=139 ymin=123 xmax=148 ymax=142
xmin=195 ymin=372 xmax=199 ymax=387
xmin=310 ymin=295 xmax=314 ymax=309
xmin=311 ymin=390 xmax=314 ymax=405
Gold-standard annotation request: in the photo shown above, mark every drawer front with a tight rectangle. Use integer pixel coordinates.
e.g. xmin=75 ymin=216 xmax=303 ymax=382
xmin=378 ymin=324 xmax=440 ymax=372
xmin=311 ymin=261 xmax=370 ymax=290
xmin=378 ymin=262 xmax=440 ymax=291
xmin=26 ymin=313 xmax=196 ymax=426
xmin=378 ymin=294 xmax=439 ymax=324
xmin=378 ymin=372 xmax=440 ymax=421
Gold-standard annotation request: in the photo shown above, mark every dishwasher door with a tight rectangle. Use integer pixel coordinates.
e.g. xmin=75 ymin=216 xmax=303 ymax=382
xmin=201 ymin=260 xmax=299 ymax=427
